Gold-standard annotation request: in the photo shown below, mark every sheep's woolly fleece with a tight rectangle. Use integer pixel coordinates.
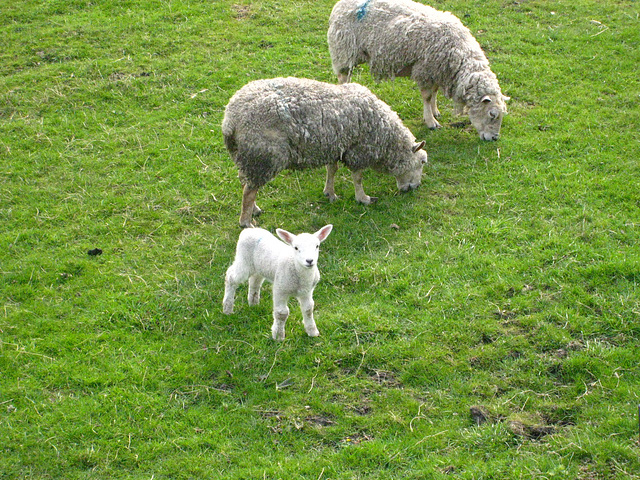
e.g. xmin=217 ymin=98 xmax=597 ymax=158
xmin=222 ymin=77 xmax=422 ymax=189
xmin=328 ymin=0 xmax=508 ymax=138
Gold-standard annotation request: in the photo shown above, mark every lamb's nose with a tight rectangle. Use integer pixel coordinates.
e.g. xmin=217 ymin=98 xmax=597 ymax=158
xmin=306 ymin=259 xmax=314 ymax=266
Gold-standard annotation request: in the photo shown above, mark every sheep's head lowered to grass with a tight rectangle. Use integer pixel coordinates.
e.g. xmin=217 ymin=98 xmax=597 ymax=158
xmin=466 ymin=86 xmax=510 ymax=141
xmin=395 ymin=140 xmax=427 ymax=192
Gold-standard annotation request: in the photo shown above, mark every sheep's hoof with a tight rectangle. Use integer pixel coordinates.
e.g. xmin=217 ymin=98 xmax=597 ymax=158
xmin=324 ymin=192 xmax=339 ymax=203
xmin=223 ymin=306 xmax=234 ymax=315
xmin=306 ymin=328 xmax=320 ymax=337
xmin=252 ymin=205 xmax=263 ymax=217
xmin=239 ymin=217 xmax=255 ymax=228
xmin=356 ymin=196 xmax=378 ymax=205
xmin=425 ymin=119 xmax=442 ymax=130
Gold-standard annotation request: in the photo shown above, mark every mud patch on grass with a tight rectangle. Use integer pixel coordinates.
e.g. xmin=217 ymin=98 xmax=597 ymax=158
xmin=232 ymin=4 xmax=252 ymax=19
xmin=369 ymin=369 xmax=402 ymax=387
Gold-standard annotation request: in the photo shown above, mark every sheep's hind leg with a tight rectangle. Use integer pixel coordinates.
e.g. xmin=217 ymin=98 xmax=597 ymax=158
xmin=240 ymin=184 xmax=259 ymax=228
xmin=420 ymin=87 xmax=442 ymax=130
xmin=248 ymin=275 xmax=264 ymax=306
xmin=323 ymin=163 xmax=340 ymax=202
xmin=351 ymin=170 xmax=377 ymax=205
xmin=298 ymin=295 xmax=319 ymax=337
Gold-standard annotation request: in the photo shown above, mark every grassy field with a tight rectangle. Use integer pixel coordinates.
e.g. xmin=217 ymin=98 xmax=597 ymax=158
xmin=1 ymin=0 xmax=639 ymax=478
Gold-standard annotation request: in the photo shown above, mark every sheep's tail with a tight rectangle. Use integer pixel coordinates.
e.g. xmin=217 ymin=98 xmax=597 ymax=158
xmin=222 ymin=118 xmax=237 ymax=157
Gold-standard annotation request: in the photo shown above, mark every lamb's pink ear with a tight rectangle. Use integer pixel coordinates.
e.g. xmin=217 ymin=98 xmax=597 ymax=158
xmin=315 ymin=224 xmax=333 ymax=243
xmin=276 ymin=228 xmax=296 ymax=245
xmin=412 ymin=140 xmax=426 ymax=153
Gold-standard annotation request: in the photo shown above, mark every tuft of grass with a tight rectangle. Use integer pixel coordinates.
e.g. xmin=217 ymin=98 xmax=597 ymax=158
xmin=2 ymin=0 xmax=639 ymax=478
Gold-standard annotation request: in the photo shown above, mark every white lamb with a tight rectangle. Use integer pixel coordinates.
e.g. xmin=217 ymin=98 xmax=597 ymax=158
xmin=223 ymin=225 xmax=333 ymax=341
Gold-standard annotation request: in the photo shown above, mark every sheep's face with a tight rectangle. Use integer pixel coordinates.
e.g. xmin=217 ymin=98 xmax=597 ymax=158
xmin=469 ymin=94 xmax=509 ymax=141
xmin=396 ymin=142 xmax=427 ymax=192
xmin=277 ymin=225 xmax=333 ymax=269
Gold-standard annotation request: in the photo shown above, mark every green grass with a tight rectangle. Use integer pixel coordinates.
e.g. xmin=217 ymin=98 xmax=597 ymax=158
xmin=1 ymin=0 xmax=639 ymax=478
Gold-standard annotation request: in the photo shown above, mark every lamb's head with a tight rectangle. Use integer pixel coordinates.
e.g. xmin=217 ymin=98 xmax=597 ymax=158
xmin=276 ymin=225 xmax=333 ymax=269
xmin=395 ymin=141 xmax=428 ymax=192
xmin=465 ymin=73 xmax=509 ymax=141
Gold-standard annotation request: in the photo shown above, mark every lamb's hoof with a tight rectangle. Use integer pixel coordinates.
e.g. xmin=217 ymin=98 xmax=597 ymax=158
xmin=223 ymin=306 xmax=233 ymax=315
xmin=272 ymin=326 xmax=286 ymax=341
xmin=306 ymin=328 xmax=320 ymax=337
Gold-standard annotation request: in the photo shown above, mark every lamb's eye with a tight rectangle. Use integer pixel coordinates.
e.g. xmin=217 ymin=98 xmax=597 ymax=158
xmin=294 ymin=247 xmax=299 ymax=251
xmin=316 ymin=245 xmax=319 ymax=249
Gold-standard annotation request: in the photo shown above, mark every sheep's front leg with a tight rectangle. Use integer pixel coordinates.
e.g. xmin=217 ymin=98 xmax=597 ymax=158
xmin=239 ymin=184 xmax=259 ymax=228
xmin=323 ymin=163 xmax=340 ymax=202
xmin=337 ymin=69 xmax=352 ymax=84
xmin=420 ymin=87 xmax=442 ymax=130
xmin=271 ymin=293 xmax=290 ymax=341
xmin=298 ymin=294 xmax=319 ymax=337
xmin=248 ymin=275 xmax=264 ymax=306
xmin=352 ymin=170 xmax=378 ymax=205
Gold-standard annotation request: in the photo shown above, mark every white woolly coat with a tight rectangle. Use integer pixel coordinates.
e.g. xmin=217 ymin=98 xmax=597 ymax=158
xmin=222 ymin=77 xmax=422 ymax=189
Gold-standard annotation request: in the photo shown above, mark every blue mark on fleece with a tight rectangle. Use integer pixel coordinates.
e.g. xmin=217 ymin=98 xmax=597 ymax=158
xmin=356 ymin=0 xmax=371 ymax=21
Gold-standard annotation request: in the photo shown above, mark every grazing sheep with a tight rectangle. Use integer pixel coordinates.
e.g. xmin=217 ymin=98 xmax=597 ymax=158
xmin=223 ymin=224 xmax=333 ymax=341
xmin=327 ymin=0 xmax=509 ymax=140
xmin=222 ymin=77 xmax=427 ymax=228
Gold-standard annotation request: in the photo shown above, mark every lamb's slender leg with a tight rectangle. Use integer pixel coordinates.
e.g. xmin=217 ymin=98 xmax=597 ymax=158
xmin=298 ymin=294 xmax=319 ymax=337
xmin=323 ymin=163 xmax=340 ymax=202
xmin=352 ymin=170 xmax=378 ymax=205
xmin=420 ymin=87 xmax=442 ymax=130
xmin=240 ymin=184 xmax=259 ymax=228
xmin=248 ymin=275 xmax=265 ymax=306
xmin=223 ymin=263 xmax=247 ymax=314
xmin=271 ymin=293 xmax=290 ymax=341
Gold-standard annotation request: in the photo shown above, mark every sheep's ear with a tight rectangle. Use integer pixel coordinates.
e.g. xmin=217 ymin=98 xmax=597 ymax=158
xmin=315 ymin=224 xmax=333 ymax=243
xmin=412 ymin=141 xmax=426 ymax=153
xmin=276 ymin=228 xmax=296 ymax=245
xmin=481 ymin=95 xmax=492 ymax=104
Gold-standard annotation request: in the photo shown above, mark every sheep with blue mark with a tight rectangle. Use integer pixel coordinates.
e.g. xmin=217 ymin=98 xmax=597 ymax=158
xmin=328 ymin=0 xmax=509 ymax=140
xmin=222 ymin=77 xmax=427 ymax=228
